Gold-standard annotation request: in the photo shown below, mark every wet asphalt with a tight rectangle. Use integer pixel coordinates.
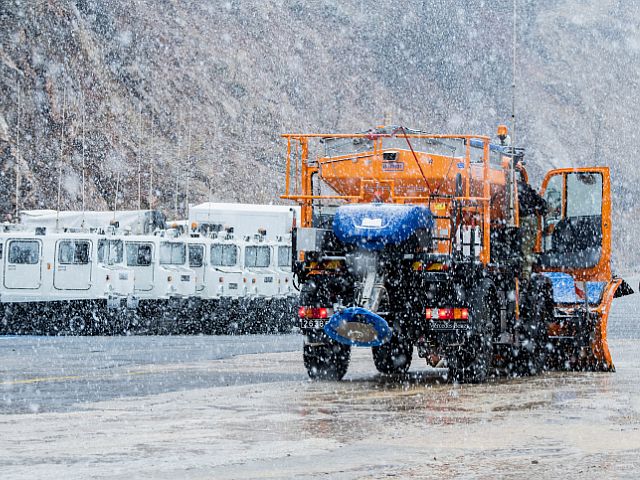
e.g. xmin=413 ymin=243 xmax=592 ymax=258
xmin=0 ymin=334 xmax=301 ymax=414
xmin=1 ymin=279 xmax=639 ymax=416
xmin=0 ymin=277 xmax=639 ymax=479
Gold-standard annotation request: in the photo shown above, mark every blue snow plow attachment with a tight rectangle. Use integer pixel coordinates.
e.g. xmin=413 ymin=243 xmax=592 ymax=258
xmin=324 ymin=307 xmax=392 ymax=347
xmin=332 ymin=203 xmax=433 ymax=250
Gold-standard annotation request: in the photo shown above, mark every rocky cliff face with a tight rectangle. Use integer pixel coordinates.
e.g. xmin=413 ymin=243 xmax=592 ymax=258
xmin=1 ymin=0 xmax=639 ymax=267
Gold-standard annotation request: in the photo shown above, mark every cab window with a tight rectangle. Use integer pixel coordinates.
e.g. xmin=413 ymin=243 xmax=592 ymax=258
xmin=8 ymin=240 xmax=40 ymax=264
xmin=278 ymin=246 xmax=292 ymax=267
xmin=58 ymin=240 xmax=90 ymax=265
xmin=210 ymin=244 xmax=238 ymax=266
xmin=245 ymin=246 xmax=270 ymax=268
xmin=98 ymin=239 xmax=124 ymax=265
xmin=541 ymin=172 xmax=603 ymax=269
xmin=189 ymin=244 xmax=204 ymax=268
xmin=160 ymin=242 xmax=186 ymax=265
xmin=126 ymin=243 xmax=153 ymax=267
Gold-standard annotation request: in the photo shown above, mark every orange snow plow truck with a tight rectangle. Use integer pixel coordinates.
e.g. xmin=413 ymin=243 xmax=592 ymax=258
xmin=281 ymin=125 xmax=633 ymax=382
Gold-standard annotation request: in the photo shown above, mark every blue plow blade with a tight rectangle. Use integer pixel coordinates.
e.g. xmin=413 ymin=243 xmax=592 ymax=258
xmin=323 ymin=307 xmax=393 ymax=347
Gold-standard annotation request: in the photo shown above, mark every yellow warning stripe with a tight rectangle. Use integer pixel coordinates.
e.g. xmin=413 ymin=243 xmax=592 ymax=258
xmin=1 ymin=370 xmax=151 ymax=386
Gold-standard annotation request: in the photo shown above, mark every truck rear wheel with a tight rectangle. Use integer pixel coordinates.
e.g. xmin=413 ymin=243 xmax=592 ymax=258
xmin=447 ymin=280 xmax=497 ymax=383
xmin=303 ymin=340 xmax=351 ymax=380
xmin=372 ymin=334 xmax=412 ymax=374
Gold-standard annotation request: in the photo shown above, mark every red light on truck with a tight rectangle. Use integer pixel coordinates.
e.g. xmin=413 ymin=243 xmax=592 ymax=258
xmin=298 ymin=307 xmax=330 ymax=319
xmin=425 ymin=307 xmax=469 ymax=320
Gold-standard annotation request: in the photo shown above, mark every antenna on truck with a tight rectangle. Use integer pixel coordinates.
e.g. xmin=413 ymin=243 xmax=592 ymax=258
xmin=148 ymin=119 xmax=154 ymax=210
xmin=208 ymin=129 xmax=214 ymax=223
xmin=184 ymin=107 xmax=192 ymax=219
xmin=14 ymin=81 xmax=21 ymax=219
xmin=56 ymin=87 xmax=67 ymax=232
xmin=81 ymin=93 xmax=86 ymax=228
xmin=137 ymin=102 xmax=143 ymax=211
xmin=174 ymin=108 xmax=182 ymax=217
xmin=111 ymin=132 xmax=121 ymax=222
xmin=511 ymin=0 xmax=517 ymax=147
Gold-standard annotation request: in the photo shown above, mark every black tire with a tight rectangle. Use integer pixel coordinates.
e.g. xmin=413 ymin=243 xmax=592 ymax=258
xmin=447 ymin=279 xmax=497 ymax=383
xmin=67 ymin=312 xmax=89 ymax=335
xmin=303 ymin=341 xmax=351 ymax=381
xmin=372 ymin=334 xmax=412 ymax=374
xmin=513 ymin=275 xmax=553 ymax=376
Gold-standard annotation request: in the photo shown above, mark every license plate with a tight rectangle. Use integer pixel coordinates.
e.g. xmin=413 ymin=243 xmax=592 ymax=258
xmin=119 ymin=272 xmax=129 ymax=280
xmin=181 ymin=275 xmax=190 ymax=282
xmin=300 ymin=319 xmax=328 ymax=329
xmin=430 ymin=321 xmax=469 ymax=330
xmin=229 ymin=283 xmax=238 ymax=290
xmin=264 ymin=277 xmax=273 ymax=283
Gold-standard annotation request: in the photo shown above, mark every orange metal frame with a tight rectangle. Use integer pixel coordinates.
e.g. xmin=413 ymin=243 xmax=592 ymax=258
xmin=281 ymin=132 xmax=500 ymax=265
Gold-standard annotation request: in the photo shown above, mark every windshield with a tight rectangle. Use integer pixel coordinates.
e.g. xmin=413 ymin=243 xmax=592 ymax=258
xmin=8 ymin=240 xmax=40 ymax=264
xmin=160 ymin=242 xmax=186 ymax=265
xmin=126 ymin=242 xmax=153 ymax=266
xmin=98 ymin=239 xmax=124 ymax=265
xmin=58 ymin=240 xmax=90 ymax=265
xmin=210 ymin=244 xmax=238 ymax=266
xmin=245 ymin=246 xmax=270 ymax=268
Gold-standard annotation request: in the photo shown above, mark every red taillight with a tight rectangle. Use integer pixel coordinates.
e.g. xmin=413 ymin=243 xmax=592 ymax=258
xmin=439 ymin=308 xmax=455 ymax=320
xmin=298 ymin=306 xmax=330 ymax=319
xmin=426 ymin=307 xmax=469 ymax=320
xmin=219 ymin=277 xmax=224 ymax=283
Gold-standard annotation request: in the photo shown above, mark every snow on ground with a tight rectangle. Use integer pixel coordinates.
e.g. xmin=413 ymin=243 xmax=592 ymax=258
xmin=0 ymin=281 xmax=639 ymax=479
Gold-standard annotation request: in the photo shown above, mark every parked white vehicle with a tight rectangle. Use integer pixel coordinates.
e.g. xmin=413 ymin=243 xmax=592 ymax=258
xmin=0 ymin=229 xmax=136 ymax=334
xmin=20 ymin=209 xmax=166 ymax=235
xmin=0 ymin=204 xmax=302 ymax=336
xmin=273 ymin=236 xmax=295 ymax=299
xmin=123 ymin=234 xmax=196 ymax=303
xmin=189 ymin=203 xmax=299 ymax=241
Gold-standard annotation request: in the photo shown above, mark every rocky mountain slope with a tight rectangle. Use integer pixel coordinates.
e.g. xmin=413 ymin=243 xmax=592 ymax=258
xmin=1 ymin=0 xmax=639 ymax=266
